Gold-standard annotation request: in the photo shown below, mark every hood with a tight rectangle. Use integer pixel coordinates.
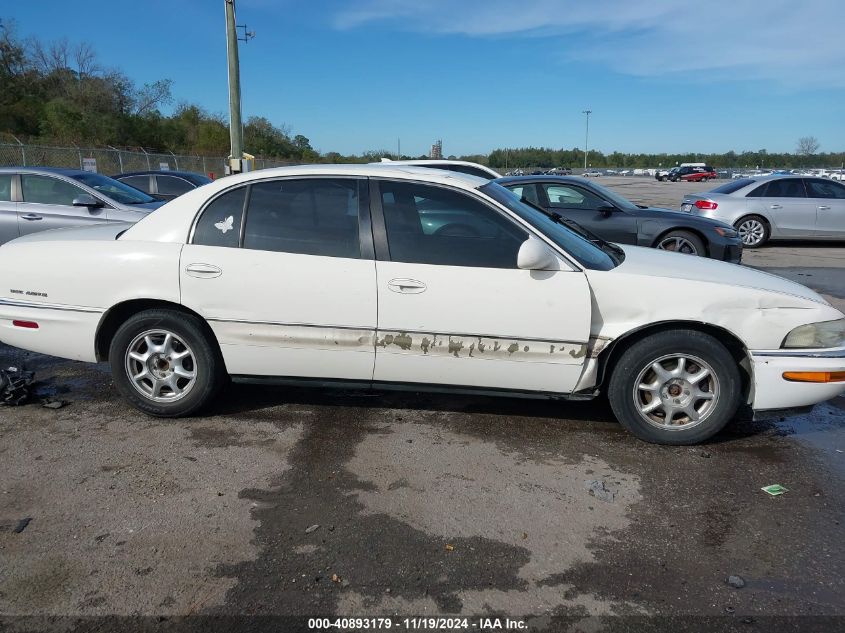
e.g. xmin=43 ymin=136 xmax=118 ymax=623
xmin=613 ymin=245 xmax=826 ymax=305
xmin=6 ymin=223 xmax=132 ymax=245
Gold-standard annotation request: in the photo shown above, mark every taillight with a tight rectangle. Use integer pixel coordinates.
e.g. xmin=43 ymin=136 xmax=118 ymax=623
xmin=694 ymin=200 xmax=718 ymax=210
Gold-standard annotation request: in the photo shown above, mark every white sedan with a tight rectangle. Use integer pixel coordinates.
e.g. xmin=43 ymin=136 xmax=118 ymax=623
xmin=1 ymin=164 xmax=843 ymax=445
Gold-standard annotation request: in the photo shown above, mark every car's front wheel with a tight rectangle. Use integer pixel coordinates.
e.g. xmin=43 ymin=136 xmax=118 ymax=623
xmin=734 ymin=215 xmax=769 ymax=248
xmin=656 ymin=230 xmax=705 ymax=256
xmin=109 ymin=309 xmax=224 ymax=417
xmin=607 ymin=330 xmax=742 ymax=444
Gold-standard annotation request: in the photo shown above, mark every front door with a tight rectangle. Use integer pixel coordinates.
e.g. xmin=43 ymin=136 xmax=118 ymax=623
xmin=805 ymin=178 xmax=845 ymax=238
xmin=539 ymin=182 xmax=637 ymax=244
xmin=179 ymin=177 xmax=377 ymax=379
xmin=754 ymin=178 xmax=816 ymax=237
xmin=371 ymin=178 xmax=591 ymax=394
xmin=17 ymin=174 xmax=108 ymax=237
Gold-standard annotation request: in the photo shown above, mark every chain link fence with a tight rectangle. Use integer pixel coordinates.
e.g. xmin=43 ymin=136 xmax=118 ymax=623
xmin=0 ymin=142 xmax=297 ymax=179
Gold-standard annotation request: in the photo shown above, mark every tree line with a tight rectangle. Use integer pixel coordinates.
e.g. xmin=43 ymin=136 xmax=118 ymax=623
xmin=1 ymin=20 xmax=840 ymax=168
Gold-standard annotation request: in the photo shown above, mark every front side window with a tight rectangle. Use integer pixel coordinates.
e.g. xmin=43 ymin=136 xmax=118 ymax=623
xmin=21 ymin=175 xmax=86 ymax=206
xmin=379 ymin=180 xmax=526 ymax=269
xmin=157 ymin=175 xmax=193 ymax=196
xmin=193 ymin=186 xmax=246 ymax=248
xmin=805 ymin=179 xmax=845 ymax=200
xmin=542 ymin=184 xmax=605 ymax=210
xmin=243 ymin=178 xmax=361 ymax=258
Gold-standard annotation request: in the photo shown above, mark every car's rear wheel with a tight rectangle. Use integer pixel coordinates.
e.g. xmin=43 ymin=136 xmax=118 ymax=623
xmin=656 ymin=230 xmax=705 ymax=256
xmin=608 ymin=330 xmax=742 ymax=445
xmin=734 ymin=215 xmax=769 ymax=248
xmin=109 ymin=309 xmax=224 ymax=417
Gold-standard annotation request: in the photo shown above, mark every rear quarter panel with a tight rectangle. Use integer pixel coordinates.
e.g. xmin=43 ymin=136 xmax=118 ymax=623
xmin=0 ymin=238 xmax=182 ymax=361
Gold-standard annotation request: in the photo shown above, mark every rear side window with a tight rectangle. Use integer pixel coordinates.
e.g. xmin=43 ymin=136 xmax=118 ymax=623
xmin=806 ymin=179 xmax=845 ymax=199
xmin=379 ymin=180 xmax=526 ymax=269
xmin=243 ymin=178 xmax=361 ymax=258
xmin=0 ymin=175 xmax=11 ymax=202
xmin=120 ymin=175 xmax=151 ymax=193
xmin=193 ymin=186 xmax=246 ymax=248
xmin=762 ymin=179 xmax=806 ymax=198
xmin=157 ymin=175 xmax=193 ymax=196
xmin=713 ymin=179 xmax=755 ymax=194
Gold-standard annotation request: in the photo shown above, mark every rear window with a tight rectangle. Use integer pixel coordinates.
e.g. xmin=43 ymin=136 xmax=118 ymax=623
xmin=711 ymin=179 xmax=755 ymax=194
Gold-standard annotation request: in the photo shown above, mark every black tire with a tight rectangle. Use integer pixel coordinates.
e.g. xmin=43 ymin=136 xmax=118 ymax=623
xmin=733 ymin=214 xmax=769 ymax=248
xmin=108 ymin=309 xmax=225 ymax=417
xmin=655 ymin=230 xmax=706 ymax=256
xmin=607 ymin=330 xmax=741 ymax=445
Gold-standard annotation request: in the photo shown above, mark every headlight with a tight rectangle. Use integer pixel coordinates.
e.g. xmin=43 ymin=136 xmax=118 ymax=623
xmin=714 ymin=227 xmax=738 ymax=238
xmin=782 ymin=318 xmax=845 ymax=348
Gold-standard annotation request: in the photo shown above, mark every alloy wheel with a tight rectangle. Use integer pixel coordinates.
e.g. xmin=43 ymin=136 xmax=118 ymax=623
xmin=657 ymin=236 xmax=699 ymax=255
xmin=125 ymin=329 xmax=197 ymax=402
xmin=632 ymin=354 xmax=720 ymax=430
xmin=737 ymin=219 xmax=765 ymax=246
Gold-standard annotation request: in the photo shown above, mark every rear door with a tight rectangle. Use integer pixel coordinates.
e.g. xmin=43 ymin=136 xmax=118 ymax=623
xmin=179 ymin=177 xmax=377 ymax=379
xmin=805 ymin=178 xmax=845 ymax=237
xmin=371 ymin=178 xmax=591 ymax=394
xmin=17 ymin=174 xmax=108 ymax=237
xmin=0 ymin=174 xmax=18 ymax=244
xmin=539 ymin=182 xmax=637 ymax=244
xmin=753 ymin=178 xmax=816 ymax=237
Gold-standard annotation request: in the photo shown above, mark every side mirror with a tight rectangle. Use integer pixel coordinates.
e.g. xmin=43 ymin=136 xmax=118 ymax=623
xmin=597 ymin=204 xmax=615 ymax=216
xmin=517 ymin=238 xmax=558 ymax=271
xmin=72 ymin=194 xmax=102 ymax=208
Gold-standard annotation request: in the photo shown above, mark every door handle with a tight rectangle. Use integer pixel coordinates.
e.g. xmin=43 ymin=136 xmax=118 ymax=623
xmin=21 ymin=214 xmax=42 ymax=221
xmin=387 ymin=278 xmax=427 ymax=294
xmin=818 ymin=205 xmax=831 ymax=210
xmin=185 ymin=263 xmax=222 ymax=278
xmin=769 ymin=204 xmax=782 ymax=209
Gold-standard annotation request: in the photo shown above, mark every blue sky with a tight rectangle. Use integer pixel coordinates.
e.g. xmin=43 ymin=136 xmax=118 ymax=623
xmin=8 ymin=0 xmax=844 ymax=157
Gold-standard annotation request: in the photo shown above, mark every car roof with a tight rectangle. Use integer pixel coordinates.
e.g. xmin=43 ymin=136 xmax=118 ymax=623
xmin=0 ymin=166 xmax=90 ymax=177
xmin=495 ymin=175 xmax=591 ymax=185
xmin=372 ymin=159 xmax=501 ymax=176
xmin=115 ymin=170 xmax=210 ymax=180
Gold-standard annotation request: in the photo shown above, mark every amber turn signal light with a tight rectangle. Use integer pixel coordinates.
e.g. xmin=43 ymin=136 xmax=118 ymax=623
xmin=783 ymin=371 xmax=845 ymax=383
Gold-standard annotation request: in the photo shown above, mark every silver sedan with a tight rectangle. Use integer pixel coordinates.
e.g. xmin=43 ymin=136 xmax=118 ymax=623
xmin=680 ymin=175 xmax=845 ymax=247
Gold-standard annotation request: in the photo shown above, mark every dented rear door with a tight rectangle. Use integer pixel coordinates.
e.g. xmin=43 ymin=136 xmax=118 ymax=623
xmin=370 ymin=179 xmax=592 ymax=394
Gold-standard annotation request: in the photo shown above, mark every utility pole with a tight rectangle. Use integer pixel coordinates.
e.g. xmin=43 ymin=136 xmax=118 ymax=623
xmin=225 ymin=0 xmax=244 ymax=173
xmin=582 ymin=110 xmax=592 ymax=170
xmin=397 ymin=138 xmax=401 ymax=160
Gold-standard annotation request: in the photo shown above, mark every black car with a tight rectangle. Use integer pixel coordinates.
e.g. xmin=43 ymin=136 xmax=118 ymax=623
xmin=111 ymin=170 xmax=213 ymax=201
xmin=495 ymin=176 xmax=742 ymax=262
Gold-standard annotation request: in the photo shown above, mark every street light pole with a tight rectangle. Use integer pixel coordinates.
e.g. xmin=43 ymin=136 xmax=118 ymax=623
xmin=225 ymin=0 xmax=244 ymax=173
xmin=582 ymin=110 xmax=592 ymax=171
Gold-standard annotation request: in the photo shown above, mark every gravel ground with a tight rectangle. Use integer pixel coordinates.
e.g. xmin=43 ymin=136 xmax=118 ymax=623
xmin=0 ymin=177 xmax=843 ymax=632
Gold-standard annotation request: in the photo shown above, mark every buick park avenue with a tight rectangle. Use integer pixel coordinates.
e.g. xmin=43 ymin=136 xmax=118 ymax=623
xmin=0 ymin=165 xmax=843 ymax=444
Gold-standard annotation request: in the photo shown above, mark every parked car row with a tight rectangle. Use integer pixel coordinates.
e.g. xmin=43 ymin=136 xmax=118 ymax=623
xmin=656 ymin=164 xmax=717 ymax=182
xmin=0 ymin=163 xmax=843 ymax=447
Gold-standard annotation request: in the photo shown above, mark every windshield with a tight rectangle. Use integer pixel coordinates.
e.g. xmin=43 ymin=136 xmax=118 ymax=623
xmin=71 ymin=173 xmax=157 ymax=205
xmin=480 ymin=182 xmax=620 ymax=271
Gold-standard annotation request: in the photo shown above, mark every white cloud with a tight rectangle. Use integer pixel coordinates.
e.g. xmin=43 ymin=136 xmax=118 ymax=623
xmin=333 ymin=0 xmax=845 ymax=86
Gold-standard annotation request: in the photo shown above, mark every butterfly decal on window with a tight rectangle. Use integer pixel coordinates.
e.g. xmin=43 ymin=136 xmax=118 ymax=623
xmin=214 ymin=215 xmax=234 ymax=234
